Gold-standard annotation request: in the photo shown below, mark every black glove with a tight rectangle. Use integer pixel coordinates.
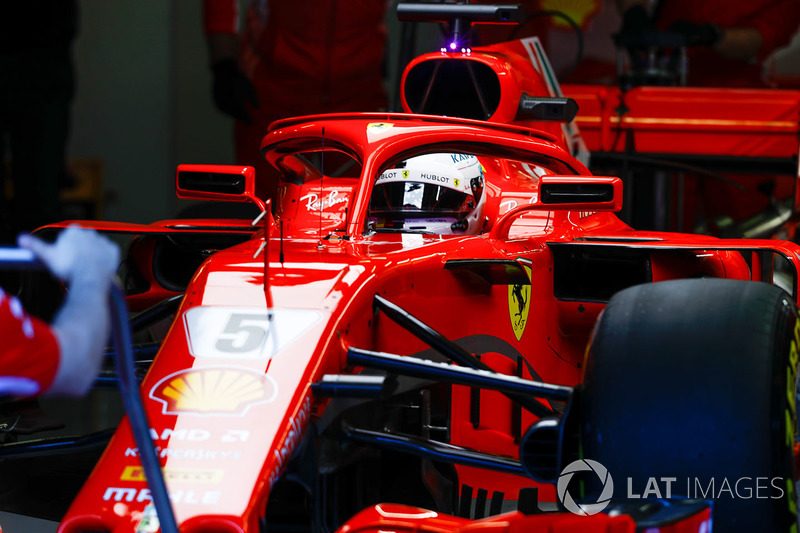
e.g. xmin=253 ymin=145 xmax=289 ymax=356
xmin=615 ymin=4 xmax=653 ymax=47
xmin=667 ymin=21 xmax=723 ymax=47
xmin=211 ymin=58 xmax=259 ymax=124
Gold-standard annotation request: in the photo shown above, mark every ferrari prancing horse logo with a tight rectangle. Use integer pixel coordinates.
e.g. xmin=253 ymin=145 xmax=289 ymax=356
xmin=366 ymin=122 xmax=394 ymax=135
xmin=508 ymin=265 xmax=532 ymax=341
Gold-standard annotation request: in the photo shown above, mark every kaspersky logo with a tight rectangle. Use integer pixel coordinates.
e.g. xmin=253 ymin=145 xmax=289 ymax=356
xmin=557 ymin=459 xmax=614 ymax=516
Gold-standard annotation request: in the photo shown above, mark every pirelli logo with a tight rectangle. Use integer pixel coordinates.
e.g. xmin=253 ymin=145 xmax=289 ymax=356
xmin=121 ymin=465 xmax=224 ymax=484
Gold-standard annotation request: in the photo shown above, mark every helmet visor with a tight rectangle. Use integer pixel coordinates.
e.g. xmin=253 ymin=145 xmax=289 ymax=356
xmin=369 ymin=181 xmax=476 ymax=218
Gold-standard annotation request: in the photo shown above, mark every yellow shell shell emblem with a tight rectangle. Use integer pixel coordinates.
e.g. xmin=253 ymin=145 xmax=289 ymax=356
xmin=508 ymin=265 xmax=532 ymax=341
xmin=150 ymin=367 xmax=276 ymax=416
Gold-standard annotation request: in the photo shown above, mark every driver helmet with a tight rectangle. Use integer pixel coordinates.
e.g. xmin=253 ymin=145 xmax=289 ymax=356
xmin=369 ymin=153 xmax=485 ymax=234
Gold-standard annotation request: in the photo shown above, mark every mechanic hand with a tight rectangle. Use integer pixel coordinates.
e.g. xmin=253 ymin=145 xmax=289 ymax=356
xmin=212 ymin=58 xmax=259 ymax=125
xmin=17 ymin=225 xmax=119 ymax=287
xmin=667 ymin=21 xmax=723 ymax=48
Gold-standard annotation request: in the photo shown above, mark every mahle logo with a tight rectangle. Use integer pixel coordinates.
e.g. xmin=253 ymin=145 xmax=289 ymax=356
xmin=557 ymin=459 xmax=614 ymax=516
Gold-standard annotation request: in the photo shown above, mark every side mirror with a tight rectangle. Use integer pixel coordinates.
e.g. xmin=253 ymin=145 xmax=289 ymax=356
xmin=516 ymin=95 xmax=579 ymax=123
xmin=490 ymin=176 xmax=623 ymax=240
xmin=539 ymin=176 xmax=622 ymax=211
xmin=175 ymin=164 xmax=265 ymax=212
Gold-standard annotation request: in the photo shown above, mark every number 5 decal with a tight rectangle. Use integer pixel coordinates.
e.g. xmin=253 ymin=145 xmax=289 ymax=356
xmin=183 ymin=306 xmax=321 ymax=360
xmin=215 ymin=313 xmax=269 ymax=353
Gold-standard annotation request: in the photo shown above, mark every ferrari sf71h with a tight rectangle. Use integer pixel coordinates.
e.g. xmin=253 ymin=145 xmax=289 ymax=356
xmin=5 ymin=4 xmax=800 ymax=533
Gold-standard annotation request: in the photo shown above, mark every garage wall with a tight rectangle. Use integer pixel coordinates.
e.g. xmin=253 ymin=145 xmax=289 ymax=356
xmin=69 ymin=1 xmax=237 ymax=225
xmin=69 ymin=2 xmax=174 ymax=224
xmin=172 ymin=3 xmax=237 ymax=174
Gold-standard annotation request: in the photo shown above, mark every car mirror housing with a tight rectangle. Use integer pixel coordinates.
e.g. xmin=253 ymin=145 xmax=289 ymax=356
xmin=175 ymin=164 xmax=265 ymax=212
xmin=539 ymin=175 xmax=622 ymax=211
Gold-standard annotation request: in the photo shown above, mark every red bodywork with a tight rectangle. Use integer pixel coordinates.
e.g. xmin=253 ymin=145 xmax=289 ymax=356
xmin=47 ymin=37 xmax=800 ymax=533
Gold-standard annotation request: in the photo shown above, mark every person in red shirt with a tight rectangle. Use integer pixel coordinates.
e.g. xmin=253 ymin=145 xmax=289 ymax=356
xmin=614 ymin=1 xmax=800 ymax=232
xmin=475 ymin=1 xmax=799 ymax=88
xmin=1 ymin=226 xmax=119 ymax=397
xmin=203 ymin=0 xmax=389 ymax=202
xmin=617 ymin=0 xmax=800 ymax=87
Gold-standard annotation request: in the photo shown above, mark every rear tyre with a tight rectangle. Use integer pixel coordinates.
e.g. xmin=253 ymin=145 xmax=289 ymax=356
xmin=582 ymin=278 xmax=799 ymax=532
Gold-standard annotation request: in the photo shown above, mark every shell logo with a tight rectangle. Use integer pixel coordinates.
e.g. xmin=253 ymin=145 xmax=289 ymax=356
xmin=149 ymin=367 xmax=278 ymax=416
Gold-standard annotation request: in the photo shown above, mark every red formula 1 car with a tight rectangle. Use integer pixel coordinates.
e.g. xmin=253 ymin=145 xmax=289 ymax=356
xmin=2 ymin=4 xmax=799 ymax=533
xmin=30 ymin=114 xmax=798 ymax=533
